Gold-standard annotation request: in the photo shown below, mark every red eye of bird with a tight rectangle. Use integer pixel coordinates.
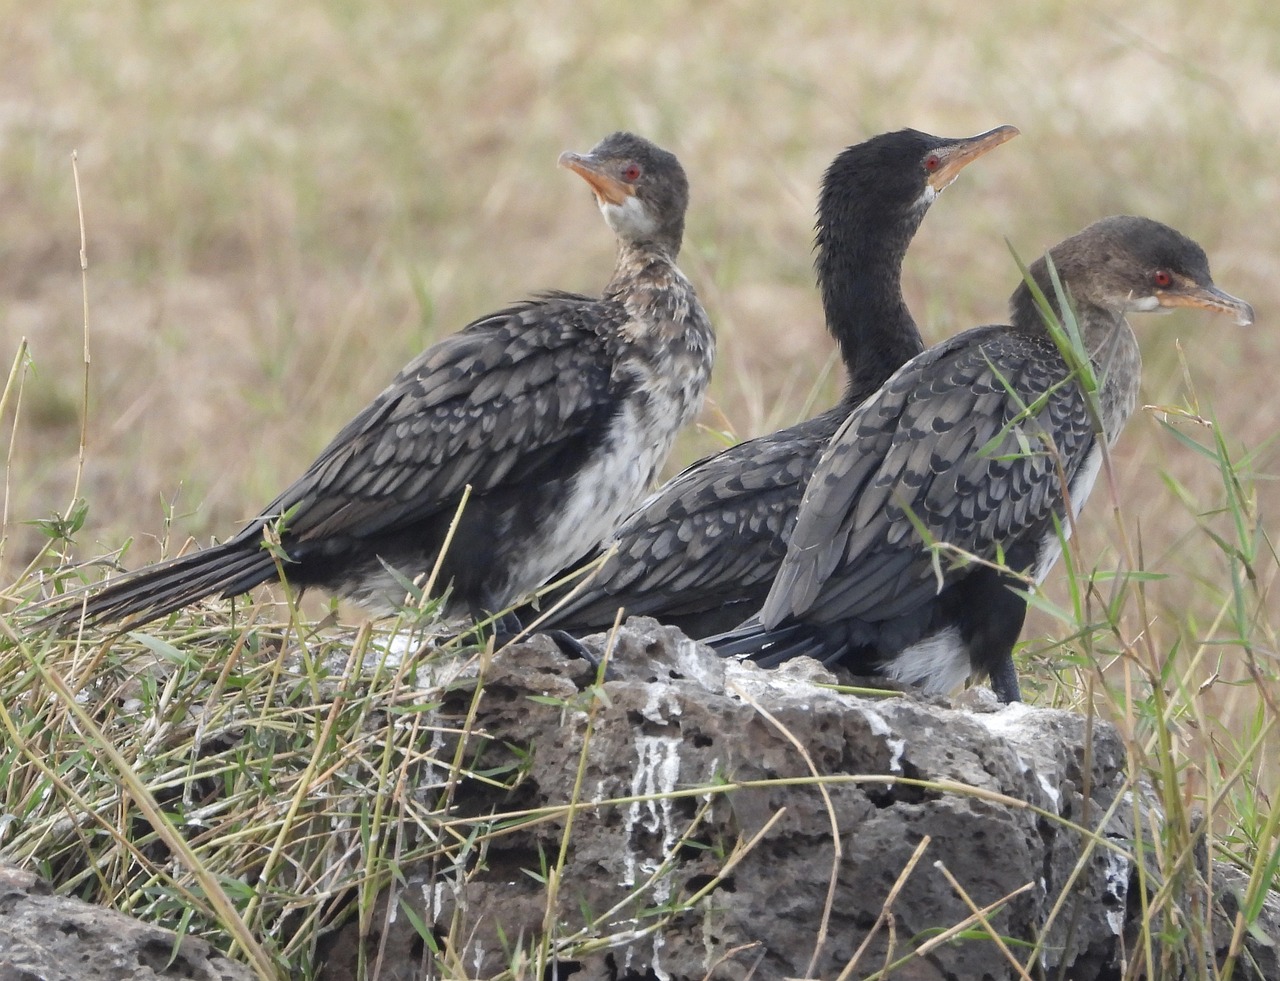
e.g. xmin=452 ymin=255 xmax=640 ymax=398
xmin=1153 ymin=269 xmax=1172 ymax=288
xmin=622 ymin=162 xmax=643 ymax=182
xmin=923 ymin=154 xmax=941 ymax=172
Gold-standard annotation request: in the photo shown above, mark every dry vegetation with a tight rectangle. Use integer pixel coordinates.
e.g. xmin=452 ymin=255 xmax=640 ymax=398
xmin=1 ymin=1 xmax=1278 ymax=976
xmin=6 ymin=1 xmax=1276 ymax=724
xmin=2 ymin=3 xmax=1274 ymax=557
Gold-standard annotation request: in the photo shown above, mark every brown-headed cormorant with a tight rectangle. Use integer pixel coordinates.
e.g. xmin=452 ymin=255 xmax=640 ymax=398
xmin=39 ymin=132 xmax=714 ymax=632
xmin=526 ymin=127 xmax=1018 ymax=638
xmin=707 ymin=215 xmax=1253 ymax=702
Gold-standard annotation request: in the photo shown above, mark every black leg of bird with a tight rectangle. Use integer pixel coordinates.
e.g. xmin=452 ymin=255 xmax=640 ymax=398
xmin=987 ymin=652 xmax=1023 ymax=703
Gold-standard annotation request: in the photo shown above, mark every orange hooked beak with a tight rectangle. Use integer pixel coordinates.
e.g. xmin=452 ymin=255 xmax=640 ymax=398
xmin=927 ymin=124 xmax=1020 ymax=192
xmin=559 ymin=151 xmax=634 ymax=206
xmin=1156 ymin=281 xmax=1254 ymax=327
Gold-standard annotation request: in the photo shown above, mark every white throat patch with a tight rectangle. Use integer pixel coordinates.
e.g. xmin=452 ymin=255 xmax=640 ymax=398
xmin=602 ymin=194 xmax=657 ymax=240
xmin=1124 ymin=294 xmax=1161 ymax=313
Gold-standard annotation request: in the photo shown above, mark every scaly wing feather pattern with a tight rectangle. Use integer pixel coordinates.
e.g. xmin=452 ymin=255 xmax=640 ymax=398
xmin=38 ymin=292 xmax=631 ymax=628
xmin=543 ymin=408 xmax=843 ymax=627
xmin=762 ymin=324 xmax=1097 ymax=630
xmin=258 ymin=292 xmax=629 ymax=552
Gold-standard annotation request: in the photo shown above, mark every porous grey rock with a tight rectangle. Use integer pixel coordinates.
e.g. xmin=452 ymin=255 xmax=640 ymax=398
xmin=7 ymin=620 xmax=1274 ymax=980
xmin=316 ymin=619 xmax=1280 ymax=981
xmin=0 ymin=863 xmax=254 ymax=981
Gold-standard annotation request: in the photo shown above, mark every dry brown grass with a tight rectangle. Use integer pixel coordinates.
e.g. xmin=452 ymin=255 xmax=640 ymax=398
xmin=3 ymin=2 xmax=1276 ymax=697
xmin=2 ymin=7 xmax=1278 ymax=974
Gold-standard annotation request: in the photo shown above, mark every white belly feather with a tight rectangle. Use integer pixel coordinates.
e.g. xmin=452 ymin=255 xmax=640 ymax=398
xmin=1033 ymin=443 xmax=1104 ymax=585
xmin=503 ymin=390 xmax=692 ymax=607
xmin=886 ymin=626 xmax=970 ymax=695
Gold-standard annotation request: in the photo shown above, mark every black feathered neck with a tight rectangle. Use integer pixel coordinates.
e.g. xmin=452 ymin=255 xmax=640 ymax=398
xmin=815 ymin=130 xmax=945 ymax=404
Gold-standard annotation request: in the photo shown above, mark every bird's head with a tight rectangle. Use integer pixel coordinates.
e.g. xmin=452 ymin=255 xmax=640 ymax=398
xmin=818 ymin=124 xmax=1019 ymax=236
xmin=1015 ymin=215 xmax=1254 ymax=331
xmin=559 ymin=132 xmax=688 ymax=257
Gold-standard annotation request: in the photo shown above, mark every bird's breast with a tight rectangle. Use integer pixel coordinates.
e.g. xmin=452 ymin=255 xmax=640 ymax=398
xmin=501 ymin=394 xmax=694 ymax=605
xmin=500 ymin=306 xmax=714 ymax=607
xmin=1031 ymin=440 xmax=1103 ymax=585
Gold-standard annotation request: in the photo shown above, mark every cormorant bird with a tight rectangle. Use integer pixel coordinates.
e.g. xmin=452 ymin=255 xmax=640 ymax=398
xmin=707 ymin=215 xmax=1253 ymax=702
xmin=39 ymin=132 xmax=714 ymax=633
xmin=525 ymin=126 xmax=1018 ymax=638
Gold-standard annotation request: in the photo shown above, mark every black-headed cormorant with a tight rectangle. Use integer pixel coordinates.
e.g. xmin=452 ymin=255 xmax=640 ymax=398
xmin=707 ymin=215 xmax=1253 ymax=702
xmin=527 ymin=127 xmax=1018 ymax=638
xmin=39 ymin=132 xmax=715 ymax=632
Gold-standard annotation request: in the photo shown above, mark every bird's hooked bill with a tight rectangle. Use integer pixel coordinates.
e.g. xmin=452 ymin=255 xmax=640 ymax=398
xmin=927 ymin=124 xmax=1020 ymax=192
xmin=559 ymin=151 xmax=634 ymax=206
xmin=1158 ymin=283 xmax=1255 ymax=327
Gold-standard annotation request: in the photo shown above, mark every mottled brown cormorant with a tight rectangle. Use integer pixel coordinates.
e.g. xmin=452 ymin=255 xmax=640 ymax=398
xmin=40 ymin=132 xmax=714 ymax=632
xmin=708 ymin=215 xmax=1253 ymax=702
xmin=526 ymin=127 xmax=1017 ymax=638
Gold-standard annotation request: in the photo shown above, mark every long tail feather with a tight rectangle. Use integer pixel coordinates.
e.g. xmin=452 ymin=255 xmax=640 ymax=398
xmin=704 ymin=618 xmax=850 ymax=668
xmin=33 ymin=538 xmax=279 ymax=633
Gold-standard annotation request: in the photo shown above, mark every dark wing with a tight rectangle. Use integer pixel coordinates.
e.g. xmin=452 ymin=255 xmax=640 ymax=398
xmin=29 ymin=293 xmax=628 ymax=633
xmin=255 ymin=292 xmax=627 ymax=549
xmin=539 ymin=406 xmax=846 ymax=628
xmin=762 ymin=325 xmax=1097 ymax=629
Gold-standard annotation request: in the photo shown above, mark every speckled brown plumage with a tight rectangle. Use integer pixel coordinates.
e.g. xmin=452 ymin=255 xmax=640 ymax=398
xmin=38 ymin=132 xmax=714 ymax=632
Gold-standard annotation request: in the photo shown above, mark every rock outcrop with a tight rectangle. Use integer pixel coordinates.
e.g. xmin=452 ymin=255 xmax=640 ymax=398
xmin=0 ymin=864 xmax=254 ymax=981
xmin=316 ymin=620 xmax=1280 ymax=981
xmin=4 ymin=620 xmax=1277 ymax=980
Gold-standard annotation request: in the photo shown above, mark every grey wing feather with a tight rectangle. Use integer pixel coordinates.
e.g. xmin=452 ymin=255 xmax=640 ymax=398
xmin=762 ymin=325 xmax=1098 ymax=629
xmin=541 ymin=410 xmax=841 ymax=626
xmin=257 ymin=295 xmax=625 ymax=545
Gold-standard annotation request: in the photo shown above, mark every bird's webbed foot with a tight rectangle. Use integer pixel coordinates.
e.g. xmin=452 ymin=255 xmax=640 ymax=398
xmin=542 ymin=628 xmax=618 ymax=678
xmin=466 ymin=611 xmax=612 ymax=676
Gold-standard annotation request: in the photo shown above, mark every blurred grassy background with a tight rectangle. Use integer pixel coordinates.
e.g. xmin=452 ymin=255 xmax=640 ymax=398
xmin=2 ymin=2 xmax=1276 ymax=699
